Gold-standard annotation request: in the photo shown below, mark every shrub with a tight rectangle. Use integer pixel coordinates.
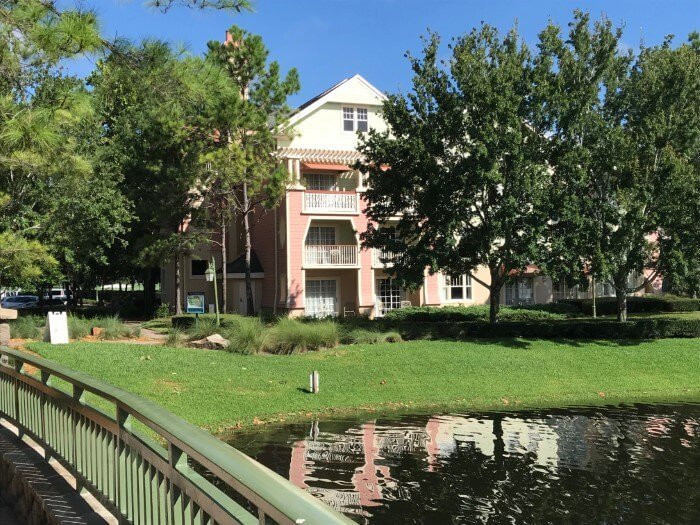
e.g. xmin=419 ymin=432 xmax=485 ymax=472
xmin=384 ymin=305 xmax=569 ymax=323
xmin=172 ymin=314 xmax=241 ymax=329
xmin=9 ymin=315 xmax=44 ymax=339
xmin=224 ymin=317 xmax=267 ymax=354
xmin=265 ymin=318 xmax=339 ymax=354
xmin=155 ymin=303 xmax=171 ymax=318
xmin=390 ymin=318 xmax=700 ymax=340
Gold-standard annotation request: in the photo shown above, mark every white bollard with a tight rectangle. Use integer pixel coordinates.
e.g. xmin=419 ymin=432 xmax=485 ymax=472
xmin=309 ymin=371 xmax=319 ymax=393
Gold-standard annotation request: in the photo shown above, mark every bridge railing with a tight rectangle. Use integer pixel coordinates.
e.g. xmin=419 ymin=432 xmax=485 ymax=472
xmin=0 ymin=347 xmax=352 ymax=525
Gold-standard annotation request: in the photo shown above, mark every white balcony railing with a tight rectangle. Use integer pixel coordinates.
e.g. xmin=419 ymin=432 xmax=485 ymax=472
xmin=304 ymin=191 xmax=357 ymax=213
xmin=305 ymin=245 xmax=358 ymax=267
xmin=373 ymin=248 xmax=397 ymax=267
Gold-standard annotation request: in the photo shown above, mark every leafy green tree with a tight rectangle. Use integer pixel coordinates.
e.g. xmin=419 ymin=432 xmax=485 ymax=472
xmin=536 ymin=12 xmax=700 ymax=320
xmin=201 ymin=26 xmax=299 ymax=314
xmin=357 ymin=26 xmax=549 ymax=323
xmin=90 ymin=42 xmax=216 ymax=314
xmin=0 ymin=231 xmax=57 ymax=290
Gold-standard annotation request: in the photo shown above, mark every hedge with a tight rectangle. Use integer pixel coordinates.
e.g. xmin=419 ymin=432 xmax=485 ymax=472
xmin=383 ymin=304 xmax=579 ymax=323
xmin=385 ymin=318 xmax=700 ymax=340
xmin=560 ymin=296 xmax=700 ymax=316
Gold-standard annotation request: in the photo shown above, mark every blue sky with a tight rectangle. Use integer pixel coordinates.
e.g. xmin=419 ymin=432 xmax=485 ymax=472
xmin=63 ymin=0 xmax=699 ymax=107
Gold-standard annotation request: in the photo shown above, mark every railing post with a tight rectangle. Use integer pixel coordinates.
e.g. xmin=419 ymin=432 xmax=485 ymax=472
xmin=13 ymin=359 xmax=22 ymax=432
xmin=169 ymin=443 xmax=188 ymax=525
xmin=115 ymin=407 xmax=130 ymax=525
xmin=40 ymin=370 xmax=50 ymax=459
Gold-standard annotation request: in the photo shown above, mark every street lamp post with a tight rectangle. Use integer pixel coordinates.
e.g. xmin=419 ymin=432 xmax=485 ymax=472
xmin=204 ymin=257 xmax=220 ymax=327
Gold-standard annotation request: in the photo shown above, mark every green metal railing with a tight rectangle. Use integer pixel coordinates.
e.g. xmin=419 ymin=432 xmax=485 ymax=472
xmin=0 ymin=347 xmax=352 ymax=525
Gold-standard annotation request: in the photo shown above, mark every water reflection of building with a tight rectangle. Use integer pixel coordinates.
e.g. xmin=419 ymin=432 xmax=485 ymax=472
xmin=284 ymin=409 xmax=698 ymax=518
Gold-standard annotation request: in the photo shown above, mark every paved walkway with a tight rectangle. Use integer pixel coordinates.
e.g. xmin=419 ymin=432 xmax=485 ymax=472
xmin=0 ymin=422 xmax=116 ymax=525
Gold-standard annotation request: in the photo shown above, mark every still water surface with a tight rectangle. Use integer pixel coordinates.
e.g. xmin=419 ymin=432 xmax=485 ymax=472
xmin=226 ymin=403 xmax=700 ymax=524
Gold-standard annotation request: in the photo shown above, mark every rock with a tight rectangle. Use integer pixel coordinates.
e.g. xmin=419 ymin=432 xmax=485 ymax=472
xmin=0 ymin=324 xmax=9 ymax=346
xmin=91 ymin=327 xmax=103 ymax=337
xmin=189 ymin=334 xmax=230 ymax=350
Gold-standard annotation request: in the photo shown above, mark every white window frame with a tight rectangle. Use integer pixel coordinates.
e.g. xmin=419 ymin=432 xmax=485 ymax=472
xmin=356 ymin=107 xmax=368 ymax=132
xmin=342 ymin=106 xmax=355 ymax=132
xmin=305 ymin=278 xmax=339 ymax=317
xmin=443 ymin=274 xmax=472 ymax=302
xmin=341 ymin=106 xmax=369 ymax=133
xmin=304 ymin=173 xmax=337 ymax=191
xmin=375 ymin=277 xmax=405 ymax=316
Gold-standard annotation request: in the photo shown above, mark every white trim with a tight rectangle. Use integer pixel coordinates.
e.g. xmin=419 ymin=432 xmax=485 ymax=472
xmin=340 ymin=105 xmax=370 ymax=135
xmin=441 ymin=273 xmax=474 ymax=303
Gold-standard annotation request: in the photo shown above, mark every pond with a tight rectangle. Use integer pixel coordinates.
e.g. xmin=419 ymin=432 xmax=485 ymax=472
xmin=226 ymin=403 xmax=700 ymax=524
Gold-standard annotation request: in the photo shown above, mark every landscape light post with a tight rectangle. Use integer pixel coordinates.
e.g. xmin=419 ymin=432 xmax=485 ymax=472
xmin=204 ymin=257 xmax=220 ymax=327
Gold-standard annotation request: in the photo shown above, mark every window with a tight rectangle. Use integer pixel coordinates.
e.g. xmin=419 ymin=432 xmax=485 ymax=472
xmin=306 ymin=279 xmax=337 ymax=317
xmin=305 ymin=173 xmax=337 ymax=191
xmin=444 ymin=275 xmax=472 ymax=301
xmin=191 ymin=259 xmax=208 ymax=276
xmin=356 ymin=108 xmax=368 ymax=132
xmin=342 ymin=106 xmax=369 ymax=132
xmin=343 ymin=107 xmax=355 ymax=131
xmin=505 ymin=278 xmax=533 ymax=305
xmin=376 ymin=278 xmax=404 ymax=315
xmin=306 ymin=226 xmax=336 ymax=245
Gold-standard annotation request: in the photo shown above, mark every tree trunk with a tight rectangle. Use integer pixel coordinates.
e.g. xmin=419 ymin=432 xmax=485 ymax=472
xmin=221 ymin=214 xmax=228 ymax=313
xmin=144 ymin=268 xmax=156 ymax=318
xmin=613 ymin=275 xmax=627 ymax=323
xmin=175 ymin=256 xmax=182 ymax=315
xmin=243 ymin=182 xmax=255 ymax=316
xmin=488 ymin=266 xmax=503 ymax=325
xmin=615 ymin=287 xmax=627 ymax=322
xmin=489 ymin=292 xmax=501 ymax=325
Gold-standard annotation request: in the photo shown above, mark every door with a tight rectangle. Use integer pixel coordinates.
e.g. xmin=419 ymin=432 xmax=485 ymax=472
xmin=237 ymin=281 xmax=256 ymax=315
xmin=376 ymin=278 xmax=403 ymax=316
xmin=305 ymin=279 xmax=337 ymax=317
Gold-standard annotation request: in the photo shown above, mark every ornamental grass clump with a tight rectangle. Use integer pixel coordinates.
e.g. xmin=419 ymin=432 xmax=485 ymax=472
xmin=99 ymin=316 xmax=137 ymax=339
xmin=68 ymin=315 xmax=92 ymax=339
xmin=265 ymin=318 xmax=339 ymax=354
xmin=186 ymin=318 xmax=220 ymax=341
xmin=223 ymin=316 xmax=267 ymax=354
xmin=341 ymin=327 xmax=403 ymax=345
xmin=10 ymin=315 xmax=44 ymax=339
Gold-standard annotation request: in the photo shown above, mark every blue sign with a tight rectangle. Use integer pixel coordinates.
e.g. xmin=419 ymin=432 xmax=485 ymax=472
xmin=186 ymin=292 xmax=205 ymax=314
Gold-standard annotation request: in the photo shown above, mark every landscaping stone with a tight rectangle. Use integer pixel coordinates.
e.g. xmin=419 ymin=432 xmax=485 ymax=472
xmin=91 ymin=327 xmax=103 ymax=337
xmin=189 ymin=334 xmax=230 ymax=350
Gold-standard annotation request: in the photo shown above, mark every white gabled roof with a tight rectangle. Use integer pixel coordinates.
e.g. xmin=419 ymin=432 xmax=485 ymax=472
xmin=288 ymin=74 xmax=386 ymax=127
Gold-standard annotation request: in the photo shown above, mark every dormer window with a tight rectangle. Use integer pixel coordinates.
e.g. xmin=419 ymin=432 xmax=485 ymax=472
xmin=342 ymin=106 xmax=369 ymax=132
xmin=356 ymin=108 xmax=368 ymax=132
xmin=343 ymin=107 xmax=355 ymax=131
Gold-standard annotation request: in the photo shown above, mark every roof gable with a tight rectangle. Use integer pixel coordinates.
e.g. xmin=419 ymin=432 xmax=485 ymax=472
xmin=289 ymin=74 xmax=386 ymax=127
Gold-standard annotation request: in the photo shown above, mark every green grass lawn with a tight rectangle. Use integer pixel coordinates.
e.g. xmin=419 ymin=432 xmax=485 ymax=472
xmin=27 ymin=338 xmax=700 ymax=433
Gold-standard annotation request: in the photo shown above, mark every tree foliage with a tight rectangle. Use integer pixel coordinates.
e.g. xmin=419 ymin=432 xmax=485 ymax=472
xmin=200 ymin=25 xmax=300 ymax=314
xmin=358 ymin=26 xmax=549 ymax=323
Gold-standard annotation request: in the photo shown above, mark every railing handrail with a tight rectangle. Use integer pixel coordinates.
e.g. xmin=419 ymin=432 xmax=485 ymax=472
xmin=0 ymin=346 xmax=352 ymax=525
xmin=304 ymin=244 xmax=358 ymax=266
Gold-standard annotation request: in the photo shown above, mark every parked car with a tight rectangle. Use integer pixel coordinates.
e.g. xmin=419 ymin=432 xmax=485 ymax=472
xmin=0 ymin=295 xmax=40 ymax=309
xmin=43 ymin=288 xmax=71 ymax=302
